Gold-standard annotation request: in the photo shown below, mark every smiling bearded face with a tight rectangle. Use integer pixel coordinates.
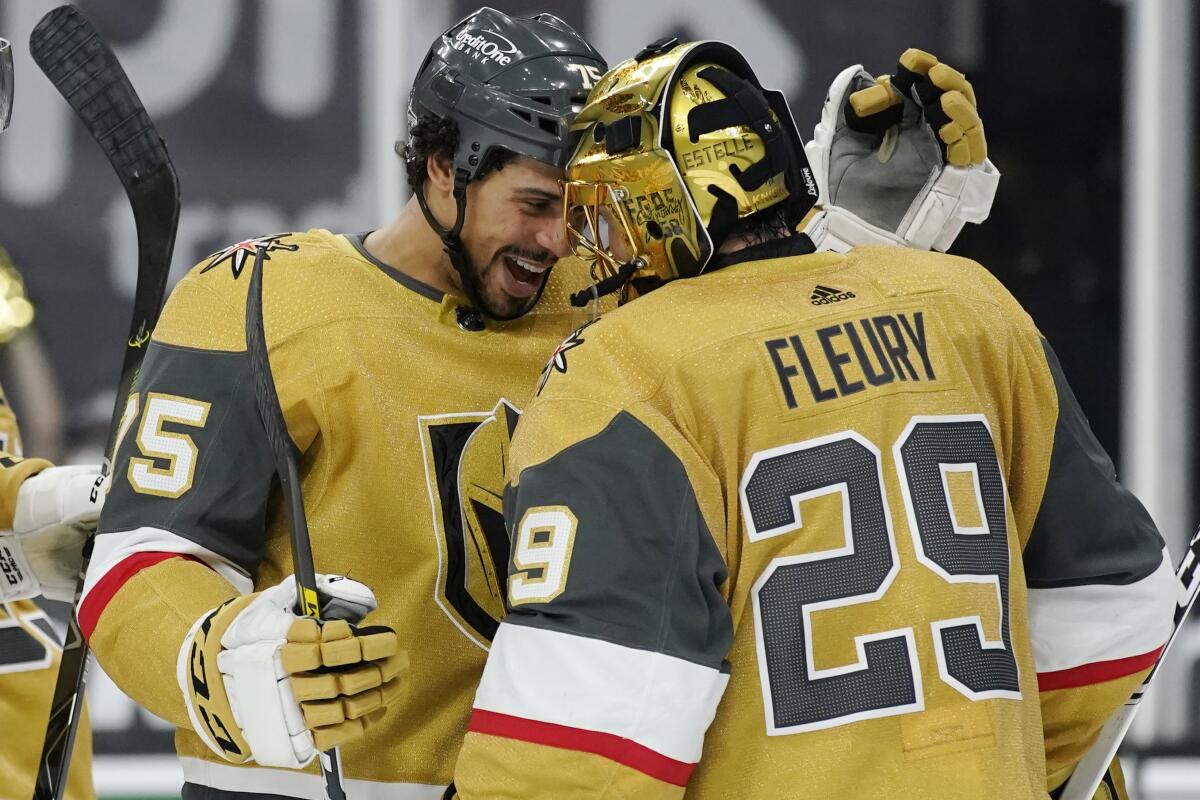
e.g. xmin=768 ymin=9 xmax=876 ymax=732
xmin=452 ymin=155 xmax=569 ymax=321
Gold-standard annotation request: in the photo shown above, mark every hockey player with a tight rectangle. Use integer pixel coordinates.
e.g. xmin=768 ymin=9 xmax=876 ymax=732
xmin=81 ymin=10 xmax=608 ymax=798
xmin=80 ymin=8 xmax=998 ymax=799
xmin=453 ymin=41 xmax=1174 ymax=799
xmin=0 ymin=36 xmax=104 ymax=800
xmin=0 ymin=398 xmax=101 ymax=800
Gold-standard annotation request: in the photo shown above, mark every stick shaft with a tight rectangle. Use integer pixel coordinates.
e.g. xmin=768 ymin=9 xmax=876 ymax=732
xmin=246 ymin=247 xmax=346 ymax=800
xmin=1060 ymin=526 xmax=1200 ymax=800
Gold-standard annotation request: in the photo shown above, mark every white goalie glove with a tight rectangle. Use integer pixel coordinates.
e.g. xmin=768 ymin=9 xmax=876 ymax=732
xmin=803 ymin=48 xmax=1000 ymax=253
xmin=0 ymin=464 xmax=104 ymax=602
xmin=178 ymin=573 xmax=406 ymax=769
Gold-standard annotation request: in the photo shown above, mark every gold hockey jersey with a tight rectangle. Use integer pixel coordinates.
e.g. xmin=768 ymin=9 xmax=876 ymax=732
xmin=0 ymin=386 xmax=95 ymax=800
xmin=83 ymin=229 xmax=598 ymax=796
xmin=454 ymin=244 xmax=1176 ymax=798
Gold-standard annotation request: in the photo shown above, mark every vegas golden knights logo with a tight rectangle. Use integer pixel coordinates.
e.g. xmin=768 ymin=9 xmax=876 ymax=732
xmin=418 ymin=400 xmax=521 ymax=648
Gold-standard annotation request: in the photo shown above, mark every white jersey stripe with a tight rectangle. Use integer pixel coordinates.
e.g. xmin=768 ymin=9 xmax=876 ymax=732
xmin=1028 ymin=547 xmax=1175 ymax=674
xmin=473 ymin=622 xmax=729 ymax=764
xmin=82 ymin=525 xmax=253 ymax=609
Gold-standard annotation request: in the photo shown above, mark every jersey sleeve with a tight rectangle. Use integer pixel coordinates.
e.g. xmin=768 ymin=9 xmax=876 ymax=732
xmin=0 ymin=384 xmax=55 ymax=599
xmin=0 ymin=390 xmax=94 ymax=798
xmin=0 ymin=386 xmax=52 ymax=529
xmin=81 ymin=269 xmax=277 ymax=725
xmin=454 ymin=333 xmax=732 ymax=798
xmin=1013 ymin=336 xmax=1175 ymax=791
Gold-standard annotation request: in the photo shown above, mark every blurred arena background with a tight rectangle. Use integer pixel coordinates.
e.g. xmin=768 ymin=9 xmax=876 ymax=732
xmin=0 ymin=0 xmax=1195 ymax=797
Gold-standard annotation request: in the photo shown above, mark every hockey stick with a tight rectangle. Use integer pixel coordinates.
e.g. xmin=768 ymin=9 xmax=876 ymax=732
xmin=1059 ymin=524 xmax=1200 ymax=800
xmin=1 ymin=38 xmax=12 ymax=132
xmin=246 ymin=246 xmax=348 ymax=800
xmin=28 ymin=7 xmax=180 ymax=800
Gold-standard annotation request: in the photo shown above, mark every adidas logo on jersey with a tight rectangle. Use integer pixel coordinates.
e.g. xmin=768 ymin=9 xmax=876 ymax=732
xmin=810 ymin=285 xmax=856 ymax=305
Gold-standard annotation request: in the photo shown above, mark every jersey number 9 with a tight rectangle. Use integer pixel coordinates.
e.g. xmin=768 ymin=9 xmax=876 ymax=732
xmin=508 ymin=506 xmax=578 ymax=606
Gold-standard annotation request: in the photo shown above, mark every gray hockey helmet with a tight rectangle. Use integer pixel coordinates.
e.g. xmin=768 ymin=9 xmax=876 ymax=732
xmin=408 ymin=7 xmax=607 ymax=182
xmin=405 ymin=8 xmax=607 ymax=320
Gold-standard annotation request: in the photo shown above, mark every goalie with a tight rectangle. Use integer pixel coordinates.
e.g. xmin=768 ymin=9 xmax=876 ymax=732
xmin=453 ymin=39 xmax=1171 ymax=800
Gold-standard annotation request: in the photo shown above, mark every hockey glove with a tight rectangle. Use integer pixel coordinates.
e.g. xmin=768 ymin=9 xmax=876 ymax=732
xmin=0 ymin=464 xmax=103 ymax=602
xmin=803 ymin=48 xmax=1000 ymax=253
xmin=178 ymin=573 xmax=406 ymax=769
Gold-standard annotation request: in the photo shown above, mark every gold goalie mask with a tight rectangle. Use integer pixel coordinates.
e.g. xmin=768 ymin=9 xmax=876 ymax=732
xmin=564 ymin=39 xmax=819 ymax=304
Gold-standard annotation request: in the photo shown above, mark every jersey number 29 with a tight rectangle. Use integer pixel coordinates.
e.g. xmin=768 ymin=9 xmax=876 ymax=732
xmin=741 ymin=414 xmax=1020 ymax=735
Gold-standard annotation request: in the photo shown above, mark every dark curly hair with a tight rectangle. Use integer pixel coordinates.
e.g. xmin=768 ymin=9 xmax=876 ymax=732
xmin=400 ymin=113 xmax=518 ymax=195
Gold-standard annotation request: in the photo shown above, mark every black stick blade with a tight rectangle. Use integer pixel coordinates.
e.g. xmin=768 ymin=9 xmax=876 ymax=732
xmin=31 ymin=5 xmax=180 ymax=456
xmin=29 ymin=5 xmax=172 ymax=188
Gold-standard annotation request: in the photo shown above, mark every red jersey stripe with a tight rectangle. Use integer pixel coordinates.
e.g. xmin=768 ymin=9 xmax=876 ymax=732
xmin=1037 ymin=645 xmax=1164 ymax=691
xmin=468 ymin=708 xmax=695 ymax=787
xmin=78 ymin=551 xmax=199 ymax=639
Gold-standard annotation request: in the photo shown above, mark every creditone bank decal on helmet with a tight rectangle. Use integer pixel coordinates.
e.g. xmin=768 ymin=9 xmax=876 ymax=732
xmin=563 ymin=39 xmax=819 ymax=304
xmin=451 ymin=27 xmax=520 ymax=66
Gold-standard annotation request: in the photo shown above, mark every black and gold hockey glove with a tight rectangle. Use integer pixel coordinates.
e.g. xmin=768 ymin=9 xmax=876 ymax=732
xmin=847 ymin=48 xmax=987 ymax=167
xmin=179 ymin=573 xmax=406 ymax=768
xmin=803 ymin=48 xmax=999 ymax=253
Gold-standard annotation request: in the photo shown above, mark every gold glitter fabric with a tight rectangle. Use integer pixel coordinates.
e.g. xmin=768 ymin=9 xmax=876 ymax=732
xmin=0 ymin=601 xmax=96 ymax=800
xmin=0 ymin=383 xmax=52 ymax=528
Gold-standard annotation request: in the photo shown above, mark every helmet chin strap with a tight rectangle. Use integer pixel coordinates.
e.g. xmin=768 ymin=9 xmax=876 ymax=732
xmin=414 ymin=168 xmax=494 ymax=316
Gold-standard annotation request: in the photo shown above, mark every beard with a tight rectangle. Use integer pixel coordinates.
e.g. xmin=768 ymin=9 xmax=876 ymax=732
xmin=459 ymin=244 xmax=556 ymax=321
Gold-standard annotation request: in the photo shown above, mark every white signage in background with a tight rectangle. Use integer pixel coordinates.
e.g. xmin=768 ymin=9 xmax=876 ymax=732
xmin=0 ymin=0 xmax=231 ymax=206
xmin=1 ymin=0 xmax=355 ymax=303
xmin=259 ymin=0 xmax=337 ymax=119
xmin=0 ymin=0 xmax=336 ymax=204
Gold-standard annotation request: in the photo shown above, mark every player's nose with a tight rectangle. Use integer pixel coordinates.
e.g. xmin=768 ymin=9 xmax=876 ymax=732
xmin=535 ymin=219 xmax=571 ymax=260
